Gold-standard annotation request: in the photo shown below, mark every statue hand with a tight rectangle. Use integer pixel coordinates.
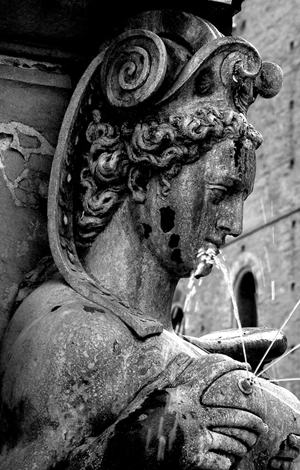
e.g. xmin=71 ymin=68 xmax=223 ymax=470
xmin=194 ymin=408 xmax=268 ymax=470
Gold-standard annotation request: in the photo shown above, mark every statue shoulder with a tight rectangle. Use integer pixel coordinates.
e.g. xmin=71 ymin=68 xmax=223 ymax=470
xmin=1 ymin=275 xmax=135 ymax=367
xmin=0 ymin=275 xmax=139 ymax=412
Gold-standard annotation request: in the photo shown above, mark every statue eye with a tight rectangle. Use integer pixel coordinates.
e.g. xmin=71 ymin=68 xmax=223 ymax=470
xmin=209 ymin=185 xmax=227 ymax=202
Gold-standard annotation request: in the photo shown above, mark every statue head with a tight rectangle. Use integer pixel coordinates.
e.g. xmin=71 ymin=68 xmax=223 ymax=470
xmin=48 ymin=10 xmax=282 ymax=304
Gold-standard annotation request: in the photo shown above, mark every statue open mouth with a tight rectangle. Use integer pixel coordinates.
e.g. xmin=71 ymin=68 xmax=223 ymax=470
xmin=194 ymin=244 xmax=219 ymax=278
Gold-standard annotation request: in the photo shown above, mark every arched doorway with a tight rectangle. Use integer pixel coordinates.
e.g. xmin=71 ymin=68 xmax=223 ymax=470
xmin=234 ymin=270 xmax=258 ymax=327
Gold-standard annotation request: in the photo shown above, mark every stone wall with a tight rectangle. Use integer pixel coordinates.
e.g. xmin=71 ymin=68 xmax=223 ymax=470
xmin=185 ymin=0 xmax=300 ymax=398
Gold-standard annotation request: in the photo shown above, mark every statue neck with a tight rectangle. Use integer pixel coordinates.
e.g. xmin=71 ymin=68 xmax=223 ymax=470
xmin=83 ymin=200 xmax=177 ymax=330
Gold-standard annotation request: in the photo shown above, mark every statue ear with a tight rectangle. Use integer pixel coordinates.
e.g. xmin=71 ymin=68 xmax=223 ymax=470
xmin=128 ymin=167 xmax=151 ymax=203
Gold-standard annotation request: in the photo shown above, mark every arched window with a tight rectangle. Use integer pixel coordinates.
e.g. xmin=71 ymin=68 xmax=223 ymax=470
xmin=234 ymin=270 xmax=257 ymax=327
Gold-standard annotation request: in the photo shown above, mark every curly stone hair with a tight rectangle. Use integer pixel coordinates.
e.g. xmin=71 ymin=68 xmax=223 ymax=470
xmin=75 ymin=105 xmax=263 ymax=248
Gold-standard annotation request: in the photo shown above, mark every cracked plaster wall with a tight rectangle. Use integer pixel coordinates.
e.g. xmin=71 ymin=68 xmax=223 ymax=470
xmin=0 ymin=122 xmax=54 ymax=208
xmin=0 ymin=66 xmax=71 ymax=344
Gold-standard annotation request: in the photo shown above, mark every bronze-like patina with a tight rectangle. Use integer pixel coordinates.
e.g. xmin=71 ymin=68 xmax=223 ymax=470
xmin=0 ymin=8 xmax=299 ymax=470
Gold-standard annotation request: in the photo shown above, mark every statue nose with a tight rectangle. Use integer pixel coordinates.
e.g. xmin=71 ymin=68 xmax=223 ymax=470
xmin=217 ymin=195 xmax=243 ymax=238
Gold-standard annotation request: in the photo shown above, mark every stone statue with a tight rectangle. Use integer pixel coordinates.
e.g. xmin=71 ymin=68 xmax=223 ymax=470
xmin=0 ymin=9 xmax=299 ymax=470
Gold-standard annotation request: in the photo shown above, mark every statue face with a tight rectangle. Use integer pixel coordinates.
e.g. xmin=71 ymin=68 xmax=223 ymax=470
xmin=136 ymin=136 xmax=256 ymax=278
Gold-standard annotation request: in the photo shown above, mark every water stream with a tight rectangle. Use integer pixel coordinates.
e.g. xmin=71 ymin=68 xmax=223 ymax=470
xmin=213 ymin=255 xmax=250 ymax=375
